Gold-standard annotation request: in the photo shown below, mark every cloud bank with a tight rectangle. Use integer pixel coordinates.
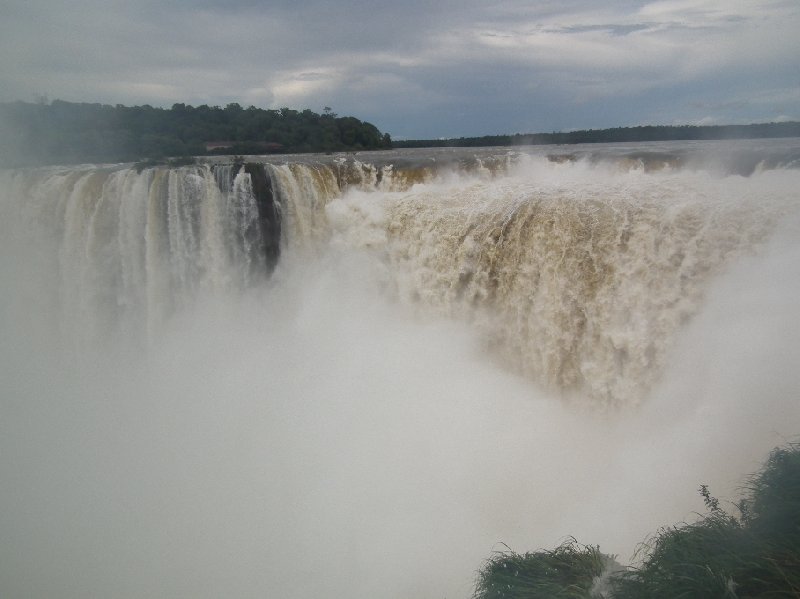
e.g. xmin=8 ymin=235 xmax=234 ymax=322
xmin=1 ymin=1 xmax=798 ymax=145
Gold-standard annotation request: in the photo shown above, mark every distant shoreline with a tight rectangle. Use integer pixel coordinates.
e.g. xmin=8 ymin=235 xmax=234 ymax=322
xmin=2 ymin=97 xmax=798 ymax=168
xmin=394 ymin=121 xmax=800 ymax=149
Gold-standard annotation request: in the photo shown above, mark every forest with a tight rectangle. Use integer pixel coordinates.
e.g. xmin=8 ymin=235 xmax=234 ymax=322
xmin=2 ymin=99 xmax=799 ymax=168
xmin=395 ymin=121 xmax=800 ymax=148
xmin=0 ymin=100 xmax=392 ymax=167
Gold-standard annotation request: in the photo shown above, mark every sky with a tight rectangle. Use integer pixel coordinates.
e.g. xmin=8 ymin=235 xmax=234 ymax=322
xmin=1 ymin=0 xmax=798 ymax=139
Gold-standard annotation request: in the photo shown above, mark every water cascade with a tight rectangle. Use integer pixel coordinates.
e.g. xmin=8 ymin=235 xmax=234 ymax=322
xmin=1 ymin=141 xmax=799 ymax=598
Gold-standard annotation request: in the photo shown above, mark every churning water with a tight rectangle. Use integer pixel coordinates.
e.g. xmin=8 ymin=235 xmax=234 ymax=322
xmin=1 ymin=140 xmax=799 ymax=598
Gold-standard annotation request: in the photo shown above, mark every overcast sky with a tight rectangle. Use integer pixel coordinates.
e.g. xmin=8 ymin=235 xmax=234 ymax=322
xmin=1 ymin=0 xmax=798 ymax=138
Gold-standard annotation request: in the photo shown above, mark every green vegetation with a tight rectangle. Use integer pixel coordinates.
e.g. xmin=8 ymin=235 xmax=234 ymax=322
xmin=0 ymin=100 xmax=392 ymax=167
xmin=397 ymin=122 xmax=800 ymax=149
xmin=4 ymin=98 xmax=798 ymax=168
xmin=474 ymin=539 xmax=618 ymax=599
xmin=473 ymin=443 xmax=800 ymax=599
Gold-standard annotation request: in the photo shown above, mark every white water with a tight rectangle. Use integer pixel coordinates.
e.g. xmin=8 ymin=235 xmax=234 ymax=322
xmin=1 ymin=148 xmax=799 ymax=598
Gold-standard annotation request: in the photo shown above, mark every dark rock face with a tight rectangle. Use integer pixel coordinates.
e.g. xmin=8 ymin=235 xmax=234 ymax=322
xmin=212 ymin=161 xmax=282 ymax=277
xmin=244 ymin=163 xmax=281 ymax=273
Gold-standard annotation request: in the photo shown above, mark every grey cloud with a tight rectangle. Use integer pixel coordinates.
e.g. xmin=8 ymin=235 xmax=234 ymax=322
xmin=0 ymin=0 xmax=797 ymax=137
xmin=554 ymin=23 xmax=652 ymax=36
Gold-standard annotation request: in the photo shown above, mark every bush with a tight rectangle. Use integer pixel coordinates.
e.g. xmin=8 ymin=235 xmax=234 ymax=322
xmin=473 ymin=538 xmax=619 ymax=599
xmin=612 ymin=444 xmax=800 ymax=598
xmin=473 ymin=443 xmax=800 ymax=599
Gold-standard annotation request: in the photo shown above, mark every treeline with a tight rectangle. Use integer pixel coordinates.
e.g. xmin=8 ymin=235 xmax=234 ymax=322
xmin=396 ymin=121 xmax=800 ymax=149
xmin=0 ymin=100 xmax=392 ymax=167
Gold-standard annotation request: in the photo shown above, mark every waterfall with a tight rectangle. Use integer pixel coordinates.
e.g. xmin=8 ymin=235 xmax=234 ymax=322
xmin=1 ymin=142 xmax=799 ymax=599
xmin=0 ymin=149 xmax=797 ymax=404
xmin=0 ymin=163 xmax=280 ymax=347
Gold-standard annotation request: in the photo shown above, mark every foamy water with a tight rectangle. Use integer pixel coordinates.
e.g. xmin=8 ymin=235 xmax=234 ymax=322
xmin=1 ymin=143 xmax=798 ymax=598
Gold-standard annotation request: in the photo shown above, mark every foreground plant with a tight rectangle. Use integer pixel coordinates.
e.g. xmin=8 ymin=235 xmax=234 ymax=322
xmin=473 ymin=538 xmax=618 ymax=599
xmin=613 ymin=443 xmax=800 ymax=598
xmin=473 ymin=443 xmax=800 ymax=599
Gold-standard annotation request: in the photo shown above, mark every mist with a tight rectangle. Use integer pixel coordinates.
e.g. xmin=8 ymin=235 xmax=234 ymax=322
xmin=1 ymin=154 xmax=799 ymax=598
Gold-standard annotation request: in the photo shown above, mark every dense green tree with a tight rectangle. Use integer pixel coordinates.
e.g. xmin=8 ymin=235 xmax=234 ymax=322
xmin=0 ymin=99 xmax=393 ymax=167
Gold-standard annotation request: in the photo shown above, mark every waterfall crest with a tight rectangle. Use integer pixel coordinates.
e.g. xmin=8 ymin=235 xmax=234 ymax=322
xmin=1 ymin=147 xmax=798 ymax=406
